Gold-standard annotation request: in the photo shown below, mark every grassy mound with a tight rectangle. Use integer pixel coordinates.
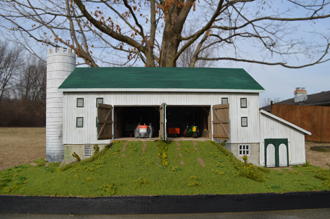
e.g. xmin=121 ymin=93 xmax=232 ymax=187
xmin=0 ymin=140 xmax=329 ymax=197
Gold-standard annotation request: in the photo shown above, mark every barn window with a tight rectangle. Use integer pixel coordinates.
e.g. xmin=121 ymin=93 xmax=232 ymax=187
xmin=240 ymin=98 xmax=247 ymax=108
xmin=238 ymin=144 xmax=250 ymax=156
xmin=85 ymin=145 xmax=92 ymax=157
xmin=76 ymin=117 xmax=83 ymax=128
xmin=241 ymin=117 xmax=248 ymax=127
xmin=221 ymin=98 xmax=228 ymax=104
xmin=77 ymin=98 xmax=84 ymax=107
xmin=96 ymin=98 xmax=103 ymax=107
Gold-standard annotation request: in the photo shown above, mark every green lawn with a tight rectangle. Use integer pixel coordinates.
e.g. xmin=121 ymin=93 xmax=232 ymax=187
xmin=0 ymin=140 xmax=330 ymax=197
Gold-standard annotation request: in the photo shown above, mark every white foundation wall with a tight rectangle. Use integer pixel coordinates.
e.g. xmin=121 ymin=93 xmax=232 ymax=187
xmin=259 ymin=113 xmax=306 ymax=166
xmin=62 ymin=92 xmax=260 ymax=145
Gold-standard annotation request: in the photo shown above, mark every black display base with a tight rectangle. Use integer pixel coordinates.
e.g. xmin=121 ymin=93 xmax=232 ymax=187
xmin=1 ymin=191 xmax=330 ymax=215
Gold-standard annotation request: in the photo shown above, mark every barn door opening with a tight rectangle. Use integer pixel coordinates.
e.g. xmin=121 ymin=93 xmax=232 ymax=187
xmin=159 ymin=103 xmax=167 ymax=140
xmin=265 ymin=139 xmax=288 ymax=167
xmin=166 ymin=106 xmax=210 ymax=138
xmin=212 ymin=104 xmax=230 ymax=140
xmin=97 ymin=103 xmax=113 ymax=140
xmin=113 ymin=106 xmax=159 ymax=138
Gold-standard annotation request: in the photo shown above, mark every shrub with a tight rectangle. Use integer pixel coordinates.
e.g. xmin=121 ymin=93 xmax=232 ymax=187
xmin=234 ymin=154 xmax=265 ymax=182
xmin=238 ymin=163 xmax=265 ymax=182
xmin=156 ymin=140 xmax=170 ymax=167
xmin=242 ymin=155 xmax=248 ymax=165
xmin=301 ymin=161 xmax=310 ymax=167
xmin=33 ymin=158 xmax=45 ymax=167
xmin=72 ymin=152 xmax=81 ymax=162
xmin=99 ymin=183 xmax=116 ymax=195
xmin=314 ymin=169 xmax=330 ymax=181
xmin=93 ymin=144 xmax=100 ymax=154
xmin=81 ymin=146 xmax=110 ymax=164
xmin=208 ymin=140 xmax=232 ymax=157
xmin=134 ymin=178 xmax=149 ymax=189
xmin=187 ymin=176 xmax=202 ymax=187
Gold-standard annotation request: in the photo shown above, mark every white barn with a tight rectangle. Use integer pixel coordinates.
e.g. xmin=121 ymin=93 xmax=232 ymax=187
xmin=46 ymin=47 xmax=311 ymax=167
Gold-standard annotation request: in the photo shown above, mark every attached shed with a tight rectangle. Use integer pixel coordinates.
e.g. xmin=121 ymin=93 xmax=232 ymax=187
xmin=259 ymin=110 xmax=311 ymax=167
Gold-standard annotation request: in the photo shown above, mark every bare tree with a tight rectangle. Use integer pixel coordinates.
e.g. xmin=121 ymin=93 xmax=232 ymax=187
xmin=15 ymin=57 xmax=46 ymax=101
xmin=177 ymin=27 xmax=214 ymax=67
xmin=0 ymin=1 xmax=329 ymax=68
xmin=0 ymin=41 xmax=24 ymax=101
xmin=262 ymin=97 xmax=281 ymax=107
xmin=0 ymin=55 xmax=46 ymax=127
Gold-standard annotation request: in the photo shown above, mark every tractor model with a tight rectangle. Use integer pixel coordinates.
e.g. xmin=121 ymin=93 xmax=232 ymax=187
xmin=134 ymin=123 xmax=153 ymax=138
xmin=183 ymin=125 xmax=200 ymax=138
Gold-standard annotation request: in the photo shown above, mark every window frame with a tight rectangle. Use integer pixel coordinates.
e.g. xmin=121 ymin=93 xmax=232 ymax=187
xmin=240 ymin=98 xmax=247 ymax=108
xmin=238 ymin=144 xmax=251 ymax=156
xmin=96 ymin=98 xmax=103 ymax=107
xmin=76 ymin=98 xmax=84 ymax=108
xmin=85 ymin=145 xmax=92 ymax=157
xmin=241 ymin=117 xmax=248 ymax=127
xmin=76 ymin=117 xmax=84 ymax=128
xmin=221 ymin=97 xmax=228 ymax=104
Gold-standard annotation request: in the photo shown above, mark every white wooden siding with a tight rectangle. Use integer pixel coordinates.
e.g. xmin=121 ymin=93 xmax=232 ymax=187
xmin=228 ymin=94 xmax=260 ymax=143
xmin=62 ymin=92 xmax=260 ymax=145
xmin=260 ymin=113 xmax=306 ymax=166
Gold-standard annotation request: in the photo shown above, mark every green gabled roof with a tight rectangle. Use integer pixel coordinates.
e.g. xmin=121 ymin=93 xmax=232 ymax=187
xmin=59 ymin=67 xmax=264 ymax=92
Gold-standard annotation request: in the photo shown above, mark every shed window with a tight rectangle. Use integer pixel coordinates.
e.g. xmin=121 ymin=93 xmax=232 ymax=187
xmin=76 ymin=117 xmax=83 ymax=128
xmin=240 ymin=98 xmax=247 ymax=108
xmin=85 ymin=145 xmax=92 ymax=157
xmin=96 ymin=98 xmax=103 ymax=107
xmin=238 ymin=144 xmax=250 ymax=156
xmin=77 ymin=98 xmax=84 ymax=107
xmin=241 ymin=117 xmax=248 ymax=127
xmin=221 ymin=98 xmax=228 ymax=104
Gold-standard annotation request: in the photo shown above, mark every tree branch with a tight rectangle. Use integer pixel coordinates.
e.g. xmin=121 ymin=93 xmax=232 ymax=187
xmin=73 ymin=0 xmax=146 ymax=54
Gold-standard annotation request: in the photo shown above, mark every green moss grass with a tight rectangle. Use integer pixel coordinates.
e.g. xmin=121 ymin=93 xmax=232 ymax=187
xmin=0 ymin=140 xmax=329 ymax=197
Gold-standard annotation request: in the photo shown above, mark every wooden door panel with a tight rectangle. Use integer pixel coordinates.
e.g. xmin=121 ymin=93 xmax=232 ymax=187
xmin=97 ymin=103 xmax=113 ymax=140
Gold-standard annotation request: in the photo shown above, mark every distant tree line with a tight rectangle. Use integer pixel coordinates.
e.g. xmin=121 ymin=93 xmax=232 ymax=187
xmin=0 ymin=40 xmax=46 ymax=127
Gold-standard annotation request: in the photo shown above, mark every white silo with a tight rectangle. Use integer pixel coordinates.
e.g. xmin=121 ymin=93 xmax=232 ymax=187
xmin=46 ymin=47 xmax=76 ymax=162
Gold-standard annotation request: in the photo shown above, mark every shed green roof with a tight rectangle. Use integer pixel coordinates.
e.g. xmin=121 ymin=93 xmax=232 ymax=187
xmin=59 ymin=67 xmax=264 ymax=92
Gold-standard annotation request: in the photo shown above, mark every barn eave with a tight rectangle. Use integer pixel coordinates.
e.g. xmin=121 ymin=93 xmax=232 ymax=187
xmin=58 ymin=88 xmax=265 ymax=93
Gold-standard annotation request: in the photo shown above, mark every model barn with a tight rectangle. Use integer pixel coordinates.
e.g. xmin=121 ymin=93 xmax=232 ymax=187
xmin=46 ymin=47 xmax=311 ymax=167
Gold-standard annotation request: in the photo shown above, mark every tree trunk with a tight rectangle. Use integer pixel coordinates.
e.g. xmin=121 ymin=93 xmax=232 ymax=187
xmin=159 ymin=30 xmax=181 ymax=67
xmin=158 ymin=1 xmax=191 ymax=67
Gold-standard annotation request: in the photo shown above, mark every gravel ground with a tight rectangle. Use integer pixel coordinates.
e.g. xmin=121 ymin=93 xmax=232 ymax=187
xmin=305 ymin=141 xmax=330 ymax=169
xmin=0 ymin=128 xmax=45 ymax=171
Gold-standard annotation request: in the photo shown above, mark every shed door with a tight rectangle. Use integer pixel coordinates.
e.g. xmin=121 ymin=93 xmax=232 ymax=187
xmin=265 ymin=139 xmax=288 ymax=167
xmin=212 ymin=104 xmax=230 ymax=140
xmin=159 ymin=103 xmax=167 ymax=140
xmin=97 ymin=103 xmax=113 ymax=140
